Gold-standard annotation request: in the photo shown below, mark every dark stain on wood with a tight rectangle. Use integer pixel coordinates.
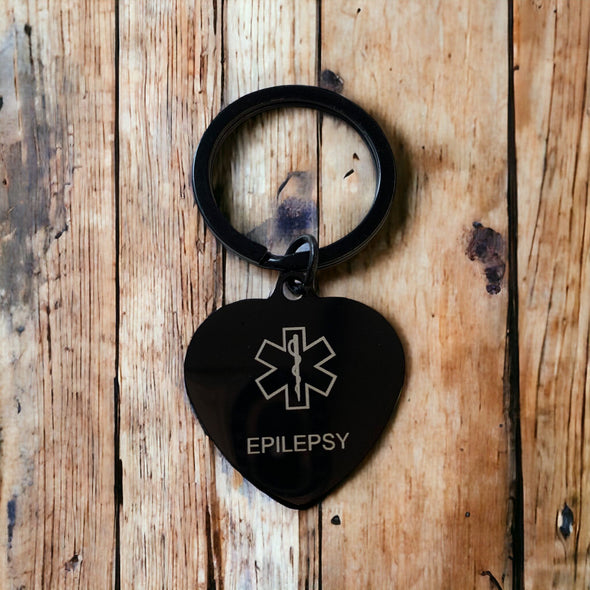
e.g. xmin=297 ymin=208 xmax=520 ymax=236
xmin=0 ymin=24 xmax=65 ymax=312
xmin=319 ymin=69 xmax=344 ymax=94
xmin=65 ymin=553 xmax=82 ymax=572
xmin=7 ymin=495 xmax=17 ymax=551
xmin=54 ymin=224 xmax=69 ymax=240
xmin=276 ymin=196 xmax=316 ymax=234
xmin=204 ymin=469 xmax=223 ymax=590
xmin=330 ymin=515 xmax=341 ymax=525
xmin=466 ymin=222 xmax=506 ymax=294
xmin=557 ymin=503 xmax=574 ymax=539
xmin=247 ymin=171 xmax=317 ymax=250
xmin=480 ymin=570 xmax=503 ymax=590
xmin=274 ymin=172 xmax=316 ymax=243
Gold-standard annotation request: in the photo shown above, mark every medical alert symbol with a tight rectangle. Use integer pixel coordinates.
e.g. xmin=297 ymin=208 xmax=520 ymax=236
xmin=255 ymin=327 xmax=337 ymax=410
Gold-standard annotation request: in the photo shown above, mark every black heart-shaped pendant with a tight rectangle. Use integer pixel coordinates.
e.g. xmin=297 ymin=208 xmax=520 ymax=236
xmin=184 ymin=286 xmax=405 ymax=509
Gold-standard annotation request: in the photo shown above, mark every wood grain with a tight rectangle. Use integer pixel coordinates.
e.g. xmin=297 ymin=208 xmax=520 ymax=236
xmin=118 ymin=0 xmax=223 ymax=587
xmin=515 ymin=1 xmax=590 ymax=587
xmin=0 ymin=1 xmax=116 ymax=588
xmin=214 ymin=2 xmax=320 ymax=588
xmin=319 ymin=2 xmax=512 ymax=588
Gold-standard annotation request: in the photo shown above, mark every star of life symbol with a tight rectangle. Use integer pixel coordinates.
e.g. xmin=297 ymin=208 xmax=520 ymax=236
xmin=255 ymin=327 xmax=337 ymax=410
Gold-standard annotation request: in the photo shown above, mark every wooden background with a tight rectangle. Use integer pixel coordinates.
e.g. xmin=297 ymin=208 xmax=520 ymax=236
xmin=1 ymin=0 xmax=588 ymax=588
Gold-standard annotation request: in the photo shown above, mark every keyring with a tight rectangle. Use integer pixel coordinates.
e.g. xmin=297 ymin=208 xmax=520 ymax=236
xmin=186 ymin=85 xmax=405 ymax=508
xmin=192 ymin=85 xmax=396 ymax=271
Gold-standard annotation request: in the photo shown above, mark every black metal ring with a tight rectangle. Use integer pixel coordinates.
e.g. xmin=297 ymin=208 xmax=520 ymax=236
xmin=192 ymin=85 xmax=396 ymax=271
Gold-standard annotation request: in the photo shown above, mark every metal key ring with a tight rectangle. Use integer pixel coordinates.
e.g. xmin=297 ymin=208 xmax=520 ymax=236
xmin=192 ymin=85 xmax=396 ymax=271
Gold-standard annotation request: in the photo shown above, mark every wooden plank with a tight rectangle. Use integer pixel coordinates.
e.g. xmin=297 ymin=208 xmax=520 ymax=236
xmin=319 ymin=2 xmax=512 ymax=588
xmin=0 ymin=1 xmax=116 ymax=588
xmin=11 ymin=1 xmax=590 ymax=588
xmin=213 ymin=1 xmax=320 ymax=587
xmin=514 ymin=1 xmax=590 ymax=587
xmin=117 ymin=0 xmax=224 ymax=587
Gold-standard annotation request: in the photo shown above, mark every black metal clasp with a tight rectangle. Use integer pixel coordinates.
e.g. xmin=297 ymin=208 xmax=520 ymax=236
xmin=272 ymin=234 xmax=319 ymax=298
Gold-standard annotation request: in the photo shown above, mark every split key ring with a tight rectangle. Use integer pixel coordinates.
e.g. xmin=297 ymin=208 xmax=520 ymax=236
xmin=192 ymin=85 xmax=396 ymax=271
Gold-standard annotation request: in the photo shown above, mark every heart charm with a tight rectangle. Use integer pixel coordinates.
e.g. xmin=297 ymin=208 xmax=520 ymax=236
xmin=184 ymin=287 xmax=405 ymax=509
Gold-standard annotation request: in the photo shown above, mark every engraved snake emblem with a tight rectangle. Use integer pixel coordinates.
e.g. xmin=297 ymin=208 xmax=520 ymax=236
xmin=287 ymin=334 xmax=302 ymax=402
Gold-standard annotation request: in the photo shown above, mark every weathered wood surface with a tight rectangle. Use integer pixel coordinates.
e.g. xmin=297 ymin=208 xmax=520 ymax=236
xmin=0 ymin=2 xmax=117 ymax=589
xmin=117 ymin=1 xmax=221 ymax=588
xmin=515 ymin=1 xmax=590 ymax=588
xmin=319 ymin=2 xmax=512 ymax=589
xmin=214 ymin=3 xmax=320 ymax=589
xmin=1 ymin=0 xmax=588 ymax=588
